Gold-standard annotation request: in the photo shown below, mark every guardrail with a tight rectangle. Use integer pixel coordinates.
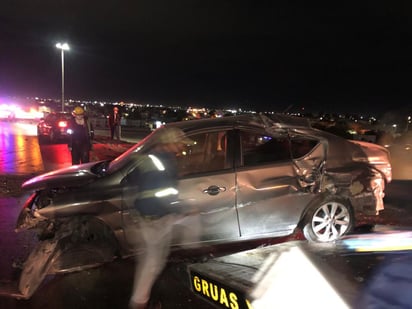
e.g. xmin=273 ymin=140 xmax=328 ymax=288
xmin=89 ymin=117 xmax=149 ymax=129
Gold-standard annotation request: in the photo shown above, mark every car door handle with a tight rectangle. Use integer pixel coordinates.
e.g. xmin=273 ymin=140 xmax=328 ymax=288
xmin=202 ymin=185 xmax=226 ymax=196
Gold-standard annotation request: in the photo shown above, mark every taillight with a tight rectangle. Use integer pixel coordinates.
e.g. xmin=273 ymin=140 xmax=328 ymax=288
xmin=58 ymin=121 xmax=67 ymax=128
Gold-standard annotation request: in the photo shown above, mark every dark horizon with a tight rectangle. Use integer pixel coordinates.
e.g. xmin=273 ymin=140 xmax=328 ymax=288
xmin=1 ymin=1 xmax=412 ymax=115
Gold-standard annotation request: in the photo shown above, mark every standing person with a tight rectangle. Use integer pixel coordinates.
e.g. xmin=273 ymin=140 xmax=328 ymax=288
xmin=68 ymin=106 xmax=94 ymax=165
xmin=126 ymin=127 xmax=194 ymax=309
xmin=108 ymin=106 xmax=122 ymax=141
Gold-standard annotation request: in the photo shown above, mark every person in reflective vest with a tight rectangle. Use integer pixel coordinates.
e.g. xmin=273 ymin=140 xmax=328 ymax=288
xmin=128 ymin=127 xmax=194 ymax=309
xmin=68 ymin=106 xmax=94 ymax=165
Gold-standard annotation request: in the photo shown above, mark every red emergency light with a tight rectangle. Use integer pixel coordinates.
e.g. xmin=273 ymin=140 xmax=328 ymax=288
xmin=58 ymin=121 xmax=68 ymax=128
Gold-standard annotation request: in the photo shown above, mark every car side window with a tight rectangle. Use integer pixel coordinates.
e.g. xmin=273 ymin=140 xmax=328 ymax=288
xmin=241 ymin=131 xmax=291 ymax=166
xmin=177 ymin=130 xmax=228 ymax=177
xmin=290 ymin=137 xmax=319 ymax=159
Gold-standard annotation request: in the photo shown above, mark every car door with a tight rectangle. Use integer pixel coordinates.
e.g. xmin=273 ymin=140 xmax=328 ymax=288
xmin=172 ymin=129 xmax=239 ymax=246
xmin=121 ymin=129 xmax=239 ymax=249
xmin=235 ymin=129 xmax=315 ymax=238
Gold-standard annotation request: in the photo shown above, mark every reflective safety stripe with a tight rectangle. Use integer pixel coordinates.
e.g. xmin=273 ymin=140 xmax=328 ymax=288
xmin=148 ymin=154 xmax=165 ymax=171
xmin=154 ymin=187 xmax=178 ymax=198
xmin=137 ymin=186 xmax=178 ymax=200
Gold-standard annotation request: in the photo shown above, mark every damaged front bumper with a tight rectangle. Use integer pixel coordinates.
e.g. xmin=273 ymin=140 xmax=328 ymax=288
xmin=15 ymin=192 xmax=51 ymax=234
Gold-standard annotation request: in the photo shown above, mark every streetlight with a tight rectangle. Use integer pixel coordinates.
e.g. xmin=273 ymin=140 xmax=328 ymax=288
xmin=55 ymin=42 xmax=70 ymax=112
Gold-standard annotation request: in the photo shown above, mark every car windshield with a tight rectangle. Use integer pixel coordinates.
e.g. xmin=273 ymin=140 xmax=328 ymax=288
xmin=106 ymin=128 xmax=163 ymax=173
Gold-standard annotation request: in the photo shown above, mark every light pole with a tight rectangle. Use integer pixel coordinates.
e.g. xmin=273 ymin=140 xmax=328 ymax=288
xmin=55 ymin=42 xmax=70 ymax=112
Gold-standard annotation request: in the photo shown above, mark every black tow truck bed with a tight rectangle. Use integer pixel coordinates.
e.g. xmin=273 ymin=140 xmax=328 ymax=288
xmin=186 ymin=233 xmax=412 ymax=309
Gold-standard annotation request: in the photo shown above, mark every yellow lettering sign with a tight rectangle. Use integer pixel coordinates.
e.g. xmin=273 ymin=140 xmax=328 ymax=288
xmin=220 ymin=287 xmax=229 ymax=307
xmin=202 ymin=279 xmax=210 ymax=297
xmin=193 ymin=276 xmax=201 ymax=292
xmin=191 ymin=272 xmax=248 ymax=309
xmin=210 ymin=283 xmax=219 ymax=301
xmin=229 ymin=292 xmax=239 ymax=309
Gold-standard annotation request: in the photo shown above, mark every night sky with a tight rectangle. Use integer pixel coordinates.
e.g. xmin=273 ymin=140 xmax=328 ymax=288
xmin=1 ymin=1 xmax=412 ymax=114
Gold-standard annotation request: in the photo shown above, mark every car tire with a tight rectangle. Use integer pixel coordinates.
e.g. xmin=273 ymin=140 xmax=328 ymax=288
xmin=302 ymin=196 xmax=354 ymax=242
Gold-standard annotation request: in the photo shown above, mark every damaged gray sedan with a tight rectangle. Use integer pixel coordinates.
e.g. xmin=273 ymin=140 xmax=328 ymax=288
xmin=14 ymin=113 xmax=392 ymax=299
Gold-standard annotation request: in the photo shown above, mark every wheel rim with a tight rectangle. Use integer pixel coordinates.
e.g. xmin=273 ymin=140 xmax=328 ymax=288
xmin=311 ymin=201 xmax=351 ymax=242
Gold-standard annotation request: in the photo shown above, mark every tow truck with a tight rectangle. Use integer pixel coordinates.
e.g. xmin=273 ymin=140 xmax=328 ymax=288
xmin=187 ymin=228 xmax=412 ymax=308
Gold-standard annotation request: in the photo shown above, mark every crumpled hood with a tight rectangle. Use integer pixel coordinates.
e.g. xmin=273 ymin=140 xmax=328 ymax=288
xmin=22 ymin=161 xmax=101 ymax=191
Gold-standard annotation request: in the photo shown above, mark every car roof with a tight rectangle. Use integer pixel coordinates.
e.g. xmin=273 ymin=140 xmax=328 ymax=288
xmin=165 ymin=113 xmax=311 ymax=133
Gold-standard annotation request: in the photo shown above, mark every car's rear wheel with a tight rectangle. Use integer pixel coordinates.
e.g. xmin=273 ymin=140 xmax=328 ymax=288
xmin=302 ymin=197 xmax=354 ymax=242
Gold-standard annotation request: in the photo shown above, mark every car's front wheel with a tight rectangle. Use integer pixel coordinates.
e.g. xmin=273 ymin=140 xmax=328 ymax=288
xmin=302 ymin=197 xmax=354 ymax=242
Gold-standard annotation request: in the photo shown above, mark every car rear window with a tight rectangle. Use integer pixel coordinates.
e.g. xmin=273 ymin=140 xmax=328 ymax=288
xmin=241 ymin=131 xmax=291 ymax=166
xmin=290 ymin=138 xmax=319 ymax=159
